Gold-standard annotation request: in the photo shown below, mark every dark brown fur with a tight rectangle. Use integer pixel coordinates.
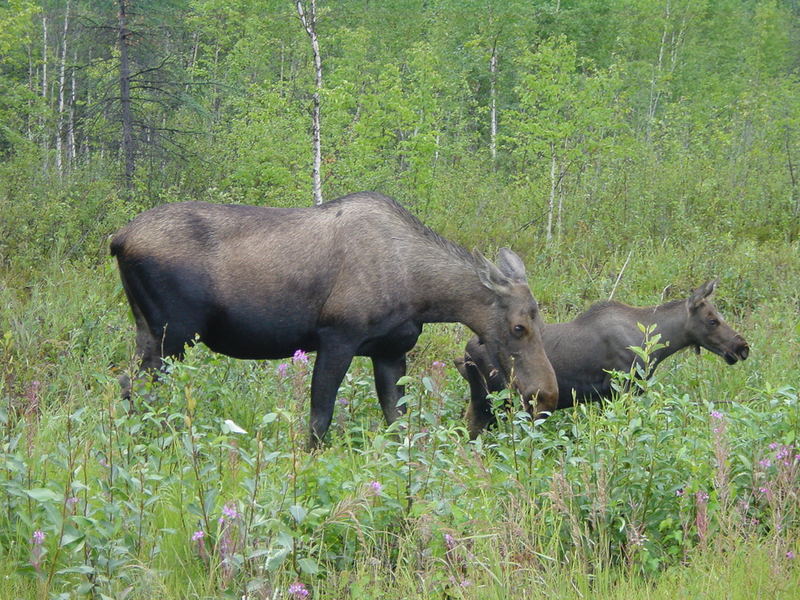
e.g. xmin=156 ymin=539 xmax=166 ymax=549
xmin=111 ymin=192 xmax=558 ymax=446
xmin=455 ymin=280 xmax=749 ymax=438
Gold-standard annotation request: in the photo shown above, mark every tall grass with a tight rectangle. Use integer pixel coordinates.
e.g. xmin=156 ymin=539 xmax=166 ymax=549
xmin=1 ymin=237 xmax=798 ymax=599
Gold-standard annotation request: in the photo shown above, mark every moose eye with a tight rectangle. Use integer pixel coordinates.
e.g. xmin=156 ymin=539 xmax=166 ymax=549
xmin=513 ymin=324 xmax=526 ymax=336
xmin=708 ymin=319 xmax=720 ymax=327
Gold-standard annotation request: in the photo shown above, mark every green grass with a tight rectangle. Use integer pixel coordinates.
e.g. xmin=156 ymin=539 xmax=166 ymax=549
xmin=1 ymin=237 xmax=798 ymax=599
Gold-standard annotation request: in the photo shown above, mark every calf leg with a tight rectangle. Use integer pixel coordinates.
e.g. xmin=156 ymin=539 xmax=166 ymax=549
xmin=372 ymin=354 xmax=407 ymax=425
xmin=462 ymin=360 xmax=495 ymax=439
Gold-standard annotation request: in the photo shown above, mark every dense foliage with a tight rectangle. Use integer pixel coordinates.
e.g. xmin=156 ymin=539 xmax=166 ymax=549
xmin=1 ymin=0 xmax=799 ymax=598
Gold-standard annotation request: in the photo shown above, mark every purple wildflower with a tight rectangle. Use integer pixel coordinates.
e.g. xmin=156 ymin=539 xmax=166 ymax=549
xmin=432 ymin=360 xmax=445 ymax=370
xmin=30 ymin=529 xmax=45 ymax=572
xmin=66 ymin=496 xmax=78 ymax=508
xmin=758 ymin=486 xmax=769 ymax=495
xmin=710 ymin=410 xmax=723 ymax=420
xmin=292 ymin=349 xmax=309 ymax=365
xmin=769 ymin=442 xmax=779 ymax=450
xmin=759 ymin=458 xmax=772 ymax=469
xmin=675 ymin=488 xmax=685 ymax=497
xmin=288 ymin=581 xmax=309 ymax=598
xmin=444 ymin=533 xmax=456 ymax=550
xmin=460 ymin=579 xmax=472 ymax=588
xmin=337 ymin=397 xmax=349 ymax=406
xmin=277 ymin=363 xmax=289 ymax=378
xmin=787 ymin=551 xmax=796 ymax=560
xmin=191 ymin=530 xmax=205 ymax=542
xmin=695 ymin=491 xmax=709 ymax=503
xmin=219 ymin=501 xmax=239 ymax=523
xmin=369 ymin=480 xmax=382 ymax=495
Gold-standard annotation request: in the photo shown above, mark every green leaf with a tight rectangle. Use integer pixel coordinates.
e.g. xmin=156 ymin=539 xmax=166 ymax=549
xmin=222 ymin=419 xmax=248 ymax=434
xmin=289 ymin=504 xmax=307 ymax=524
xmin=298 ymin=557 xmax=319 ymax=575
xmin=56 ymin=565 xmax=95 ymax=575
xmin=265 ymin=547 xmax=290 ymax=572
xmin=24 ymin=488 xmax=61 ymax=502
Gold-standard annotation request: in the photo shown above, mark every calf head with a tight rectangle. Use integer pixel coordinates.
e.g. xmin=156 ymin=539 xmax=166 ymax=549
xmin=686 ymin=280 xmax=749 ymax=365
xmin=475 ymin=248 xmax=559 ymax=416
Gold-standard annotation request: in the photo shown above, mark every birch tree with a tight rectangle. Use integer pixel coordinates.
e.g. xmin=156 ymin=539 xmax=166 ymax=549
xmin=296 ymin=0 xmax=323 ymax=205
xmin=55 ymin=0 xmax=71 ymax=177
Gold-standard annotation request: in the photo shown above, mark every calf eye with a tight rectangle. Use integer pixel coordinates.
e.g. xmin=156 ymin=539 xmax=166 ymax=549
xmin=513 ymin=324 xmax=526 ymax=336
xmin=708 ymin=319 xmax=720 ymax=327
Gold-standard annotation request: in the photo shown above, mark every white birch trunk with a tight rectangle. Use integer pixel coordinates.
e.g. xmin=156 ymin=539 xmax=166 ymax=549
xmin=68 ymin=46 xmax=76 ymax=165
xmin=56 ymin=0 xmax=71 ymax=177
xmin=547 ymin=145 xmax=556 ymax=242
xmin=296 ymin=0 xmax=323 ymax=205
xmin=41 ymin=14 xmax=48 ymax=172
xmin=489 ymin=42 xmax=498 ymax=165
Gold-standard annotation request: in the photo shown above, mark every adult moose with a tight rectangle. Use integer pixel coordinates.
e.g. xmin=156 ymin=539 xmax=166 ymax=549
xmin=111 ymin=192 xmax=558 ymax=447
xmin=455 ymin=280 xmax=749 ymax=438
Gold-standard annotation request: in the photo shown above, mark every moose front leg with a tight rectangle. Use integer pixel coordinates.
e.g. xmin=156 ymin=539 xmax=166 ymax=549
xmin=308 ymin=340 xmax=355 ymax=449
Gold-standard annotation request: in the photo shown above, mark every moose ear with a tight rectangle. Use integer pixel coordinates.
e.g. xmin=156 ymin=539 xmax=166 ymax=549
xmin=496 ymin=248 xmax=528 ymax=283
xmin=688 ymin=279 xmax=719 ymax=310
xmin=474 ymin=249 xmax=512 ymax=293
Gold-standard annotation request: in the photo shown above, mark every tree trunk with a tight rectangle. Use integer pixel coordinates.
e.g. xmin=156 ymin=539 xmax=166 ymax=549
xmin=296 ymin=0 xmax=323 ymax=205
xmin=56 ymin=0 xmax=71 ymax=178
xmin=547 ymin=145 xmax=556 ymax=242
xmin=646 ymin=0 xmax=670 ymax=143
xmin=41 ymin=14 xmax=48 ymax=172
xmin=489 ymin=41 xmax=498 ymax=167
xmin=68 ymin=46 xmax=76 ymax=166
xmin=118 ymin=0 xmax=135 ymax=191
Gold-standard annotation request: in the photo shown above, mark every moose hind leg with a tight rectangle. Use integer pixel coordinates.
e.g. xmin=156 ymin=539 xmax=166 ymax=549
xmin=372 ymin=354 xmax=407 ymax=425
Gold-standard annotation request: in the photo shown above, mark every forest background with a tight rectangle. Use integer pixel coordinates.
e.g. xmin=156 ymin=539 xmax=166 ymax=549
xmin=1 ymin=1 xmax=799 ymax=599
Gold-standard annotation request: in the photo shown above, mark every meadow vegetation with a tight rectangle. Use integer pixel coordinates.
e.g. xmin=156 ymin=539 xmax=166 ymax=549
xmin=1 ymin=0 xmax=799 ymax=598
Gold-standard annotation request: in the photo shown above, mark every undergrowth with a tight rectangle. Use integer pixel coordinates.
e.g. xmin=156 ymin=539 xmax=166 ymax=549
xmin=1 ymin=249 xmax=798 ymax=599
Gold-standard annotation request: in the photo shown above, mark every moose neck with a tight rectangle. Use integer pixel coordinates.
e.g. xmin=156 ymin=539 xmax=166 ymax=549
xmin=412 ymin=252 xmax=499 ymax=339
xmin=635 ymin=300 xmax=692 ymax=366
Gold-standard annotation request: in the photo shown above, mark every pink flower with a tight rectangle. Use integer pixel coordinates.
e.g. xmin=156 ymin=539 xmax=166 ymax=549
xmin=288 ymin=581 xmax=309 ymax=598
xmin=292 ymin=349 xmax=309 ymax=365
xmin=758 ymin=486 xmax=769 ymax=495
xmin=444 ymin=533 xmax=456 ymax=550
xmin=759 ymin=459 xmax=772 ymax=468
xmin=277 ymin=363 xmax=289 ymax=377
xmin=219 ymin=501 xmax=239 ymax=523
xmin=695 ymin=491 xmax=709 ymax=503
xmin=787 ymin=551 xmax=796 ymax=560
xmin=710 ymin=410 xmax=723 ymax=420
xmin=369 ymin=480 xmax=382 ymax=495
xmin=191 ymin=530 xmax=205 ymax=542
xmin=32 ymin=530 xmax=45 ymax=545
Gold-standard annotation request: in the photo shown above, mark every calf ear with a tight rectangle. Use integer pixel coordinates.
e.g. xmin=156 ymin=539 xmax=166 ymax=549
xmin=496 ymin=248 xmax=528 ymax=283
xmin=688 ymin=279 xmax=719 ymax=310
